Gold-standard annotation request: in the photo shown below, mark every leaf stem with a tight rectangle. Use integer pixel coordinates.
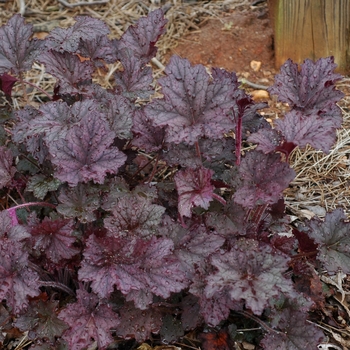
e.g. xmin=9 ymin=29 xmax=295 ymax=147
xmin=237 ymin=310 xmax=282 ymax=335
xmin=21 ymin=79 xmax=53 ymax=100
xmin=212 ymin=192 xmax=226 ymax=206
xmin=235 ymin=108 xmax=243 ymax=165
xmin=19 ymin=72 xmax=28 ymax=103
xmin=8 ymin=201 xmax=56 ymax=211
xmin=195 ymin=140 xmax=202 ymax=164
xmin=39 ymin=280 xmax=75 ymax=296
xmin=145 ymin=153 xmax=160 ymax=184
xmin=132 ymin=153 xmax=157 ymax=179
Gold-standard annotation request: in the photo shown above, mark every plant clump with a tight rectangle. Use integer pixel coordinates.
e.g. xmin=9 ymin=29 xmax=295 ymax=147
xmin=0 ymin=9 xmax=346 ymax=350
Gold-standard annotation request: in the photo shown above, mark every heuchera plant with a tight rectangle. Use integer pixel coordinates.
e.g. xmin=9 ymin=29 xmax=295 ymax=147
xmin=0 ymin=9 xmax=346 ymax=350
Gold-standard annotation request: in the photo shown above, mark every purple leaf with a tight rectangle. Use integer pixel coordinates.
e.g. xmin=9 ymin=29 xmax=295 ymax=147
xmin=190 ymin=267 xmax=243 ymax=326
xmin=49 ymin=113 xmax=126 ymax=186
xmin=79 ymin=235 xmax=188 ymax=302
xmin=0 ymin=210 xmax=30 ymax=241
xmin=247 ymin=128 xmax=283 ymax=154
xmin=116 ymin=9 xmax=167 ymax=64
xmin=268 ymin=57 xmax=344 ymax=117
xmin=205 ymin=199 xmax=247 ymax=236
xmin=0 ymin=14 xmax=43 ymax=75
xmin=163 ymin=137 xmax=235 ymax=168
xmin=173 ymin=224 xmax=225 ymax=276
xmin=180 ymin=295 xmax=202 ymax=331
xmin=100 ymin=177 xmax=130 ymax=211
xmin=305 ymin=208 xmax=350 ymax=273
xmin=174 ymin=166 xmax=215 ymax=218
xmin=275 ymin=110 xmax=339 ymax=153
xmin=57 ymin=184 xmax=100 ymax=223
xmin=36 ymin=100 xmax=95 ymax=143
xmin=145 ymin=56 xmax=237 ymax=144
xmin=14 ymin=299 xmax=69 ymax=342
xmin=58 ymin=289 xmax=119 ymax=350
xmin=0 ymin=73 xmax=18 ymax=98
xmin=0 ymin=146 xmax=16 ymax=189
xmin=117 ymin=302 xmax=163 ymax=342
xmin=205 ymin=240 xmax=295 ymax=315
xmin=27 ymin=216 xmax=79 ymax=263
xmin=160 ymin=314 xmax=184 ymax=343
xmin=102 ymin=93 xmax=134 ymax=139
xmin=131 ymin=109 xmax=166 ymax=152
xmin=234 ymin=151 xmax=295 ymax=208
xmin=261 ymin=307 xmax=324 ymax=349
xmin=13 ymin=105 xmax=49 ymax=163
xmin=104 ymin=195 xmax=165 ymax=238
xmin=115 ymin=48 xmax=154 ymax=101
xmin=78 ymin=35 xmax=117 ymax=66
xmin=38 ymin=51 xmax=94 ymax=95
xmin=45 ymin=16 xmax=109 ymax=53
xmin=0 ymin=239 xmax=40 ymax=314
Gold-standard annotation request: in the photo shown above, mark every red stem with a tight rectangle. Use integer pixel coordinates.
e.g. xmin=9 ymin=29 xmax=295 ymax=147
xmin=22 ymin=79 xmax=53 ymax=100
xmin=195 ymin=140 xmax=202 ymax=164
xmin=145 ymin=153 xmax=160 ymax=184
xmin=8 ymin=201 xmax=56 ymax=211
xmin=212 ymin=192 xmax=226 ymax=206
xmin=235 ymin=110 xmax=242 ymax=165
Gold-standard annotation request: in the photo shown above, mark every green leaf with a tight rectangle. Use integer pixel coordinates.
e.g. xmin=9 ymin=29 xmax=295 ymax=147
xmin=27 ymin=174 xmax=61 ymax=199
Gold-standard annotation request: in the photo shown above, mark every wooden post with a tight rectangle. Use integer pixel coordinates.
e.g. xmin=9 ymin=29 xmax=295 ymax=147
xmin=268 ymin=0 xmax=350 ymax=74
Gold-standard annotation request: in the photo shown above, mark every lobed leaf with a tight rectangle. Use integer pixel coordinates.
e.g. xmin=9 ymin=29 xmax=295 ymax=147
xmin=38 ymin=51 xmax=94 ymax=95
xmin=104 ymin=195 xmax=165 ymax=238
xmin=115 ymin=8 xmax=167 ymax=64
xmin=58 ymin=289 xmax=119 ymax=350
xmin=145 ymin=56 xmax=237 ymax=144
xmin=131 ymin=108 xmax=166 ymax=152
xmin=26 ymin=174 xmax=61 ymax=200
xmin=100 ymin=92 xmax=134 ymax=139
xmin=268 ymin=57 xmax=344 ymax=117
xmin=205 ymin=240 xmax=295 ymax=315
xmin=117 ymin=302 xmax=163 ymax=342
xmin=49 ymin=113 xmax=126 ymax=186
xmin=79 ymin=235 xmax=189 ymax=303
xmin=57 ymin=184 xmax=101 ymax=223
xmin=0 ymin=210 xmax=30 ymax=241
xmin=275 ymin=110 xmax=339 ymax=153
xmin=0 ymin=146 xmax=16 ymax=189
xmin=0 ymin=14 xmax=43 ymax=75
xmin=45 ymin=16 xmax=109 ymax=53
xmin=14 ymin=299 xmax=69 ymax=342
xmin=261 ymin=307 xmax=324 ymax=349
xmin=115 ymin=48 xmax=154 ymax=101
xmin=27 ymin=216 xmax=79 ymax=263
xmin=13 ymin=105 xmax=49 ymax=163
xmin=174 ymin=166 xmax=216 ymax=218
xmin=234 ymin=151 xmax=295 ymax=208
xmin=305 ymin=208 xmax=350 ymax=273
xmin=190 ymin=267 xmax=243 ymax=326
xmin=0 ymin=239 xmax=40 ymax=314
xmin=78 ymin=35 xmax=117 ymax=66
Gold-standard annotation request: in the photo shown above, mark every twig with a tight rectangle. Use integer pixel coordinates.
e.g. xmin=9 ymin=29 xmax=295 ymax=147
xmin=57 ymin=0 xmax=109 ymax=8
xmin=151 ymin=57 xmax=166 ymax=71
xmin=238 ymin=78 xmax=269 ymax=90
xmin=18 ymin=0 xmax=26 ymax=15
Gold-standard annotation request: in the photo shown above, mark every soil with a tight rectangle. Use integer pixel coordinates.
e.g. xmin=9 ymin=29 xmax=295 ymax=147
xmin=166 ymin=4 xmax=276 ymax=85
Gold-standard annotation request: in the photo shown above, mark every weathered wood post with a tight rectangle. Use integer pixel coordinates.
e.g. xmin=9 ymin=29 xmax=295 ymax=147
xmin=268 ymin=0 xmax=350 ymax=74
